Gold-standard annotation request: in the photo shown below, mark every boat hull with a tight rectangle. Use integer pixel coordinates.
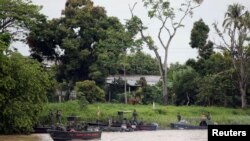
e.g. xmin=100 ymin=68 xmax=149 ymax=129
xmin=33 ymin=126 xmax=52 ymax=133
xmin=48 ymin=130 xmax=102 ymax=141
xmin=135 ymin=125 xmax=158 ymax=131
xmin=170 ymin=123 xmax=207 ymax=129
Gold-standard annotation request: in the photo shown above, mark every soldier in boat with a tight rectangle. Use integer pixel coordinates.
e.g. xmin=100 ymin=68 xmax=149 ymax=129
xmin=206 ymin=112 xmax=211 ymax=120
xmin=108 ymin=116 xmax=113 ymax=126
xmin=132 ymin=109 xmax=138 ymax=125
xmin=199 ymin=114 xmax=207 ymax=126
xmin=56 ymin=110 xmax=62 ymax=124
xmin=177 ymin=112 xmax=181 ymax=122
xmin=48 ymin=109 xmax=54 ymax=126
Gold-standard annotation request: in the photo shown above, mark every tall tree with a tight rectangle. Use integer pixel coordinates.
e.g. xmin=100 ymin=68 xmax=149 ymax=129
xmin=28 ymin=0 xmax=133 ymax=87
xmin=214 ymin=3 xmax=250 ymax=109
xmin=126 ymin=0 xmax=203 ymax=104
xmin=190 ymin=19 xmax=213 ymax=59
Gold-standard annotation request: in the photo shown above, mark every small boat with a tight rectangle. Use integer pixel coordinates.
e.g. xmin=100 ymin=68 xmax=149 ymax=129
xmin=33 ymin=126 xmax=52 ymax=133
xmin=48 ymin=116 xmax=102 ymax=140
xmin=87 ymin=109 xmax=159 ymax=132
xmin=87 ymin=122 xmax=108 ymax=127
xmin=170 ymin=120 xmax=214 ymax=129
xmin=48 ymin=129 xmax=102 ymax=141
xmin=101 ymin=126 xmax=123 ymax=132
xmin=136 ymin=124 xmax=158 ymax=131
xmin=170 ymin=122 xmax=207 ymax=129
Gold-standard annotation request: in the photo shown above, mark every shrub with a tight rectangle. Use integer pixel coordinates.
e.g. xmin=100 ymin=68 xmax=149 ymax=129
xmin=74 ymin=80 xmax=105 ymax=105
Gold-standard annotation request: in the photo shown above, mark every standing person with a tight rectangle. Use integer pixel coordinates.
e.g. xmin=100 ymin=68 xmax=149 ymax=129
xmin=108 ymin=117 xmax=113 ymax=126
xmin=199 ymin=113 xmax=207 ymax=126
xmin=56 ymin=110 xmax=62 ymax=124
xmin=177 ymin=112 xmax=181 ymax=122
xmin=206 ymin=112 xmax=211 ymax=120
xmin=132 ymin=109 xmax=138 ymax=123
xmin=48 ymin=109 xmax=54 ymax=126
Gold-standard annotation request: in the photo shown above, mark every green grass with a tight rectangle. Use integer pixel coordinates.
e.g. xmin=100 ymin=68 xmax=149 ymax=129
xmin=40 ymin=100 xmax=250 ymax=129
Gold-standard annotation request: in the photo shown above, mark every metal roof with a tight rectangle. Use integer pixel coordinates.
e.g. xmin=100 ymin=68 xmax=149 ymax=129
xmin=106 ymin=75 xmax=161 ymax=86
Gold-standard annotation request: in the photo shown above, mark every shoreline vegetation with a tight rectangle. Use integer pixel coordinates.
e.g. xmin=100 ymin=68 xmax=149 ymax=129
xmin=40 ymin=101 xmax=250 ymax=129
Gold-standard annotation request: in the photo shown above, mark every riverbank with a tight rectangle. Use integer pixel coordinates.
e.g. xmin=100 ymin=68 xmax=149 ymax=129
xmin=40 ymin=101 xmax=250 ymax=129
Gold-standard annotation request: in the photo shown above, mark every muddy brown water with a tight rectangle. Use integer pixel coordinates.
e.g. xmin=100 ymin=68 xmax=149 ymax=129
xmin=0 ymin=130 xmax=207 ymax=141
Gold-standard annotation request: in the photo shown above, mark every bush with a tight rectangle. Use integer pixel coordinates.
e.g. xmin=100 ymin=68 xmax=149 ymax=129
xmin=74 ymin=80 xmax=105 ymax=105
xmin=0 ymin=53 xmax=52 ymax=134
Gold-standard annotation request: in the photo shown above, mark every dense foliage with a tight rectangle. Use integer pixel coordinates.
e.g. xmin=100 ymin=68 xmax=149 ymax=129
xmin=0 ymin=40 xmax=52 ymax=134
xmin=0 ymin=0 xmax=54 ymax=134
xmin=125 ymin=51 xmax=159 ymax=75
xmin=75 ymin=80 xmax=105 ymax=106
xmin=190 ymin=19 xmax=213 ymax=59
xmin=0 ymin=0 xmax=45 ymax=40
xmin=27 ymin=0 xmax=134 ymax=87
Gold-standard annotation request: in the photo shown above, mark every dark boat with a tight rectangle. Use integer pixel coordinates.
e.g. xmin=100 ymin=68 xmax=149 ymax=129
xmin=33 ymin=126 xmax=52 ymax=133
xmin=170 ymin=122 xmax=207 ymax=129
xmin=88 ymin=122 xmax=158 ymax=132
xmin=170 ymin=120 xmax=214 ymax=129
xmin=101 ymin=126 xmax=122 ymax=132
xmin=48 ymin=116 xmax=102 ymax=140
xmin=87 ymin=110 xmax=159 ymax=132
xmin=48 ymin=129 xmax=102 ymax=141
xmin=88 ymin=123 xmax=133 ymax=132
xmin=87 ymin=122 xmax=108 ymax=127
xmin=135 ymin=124 xmax=158 ymax=131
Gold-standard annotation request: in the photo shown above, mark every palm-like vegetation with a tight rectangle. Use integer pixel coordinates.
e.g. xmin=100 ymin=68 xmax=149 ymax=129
xmin=219 ymin=3 xmax=250 ymax=109
xmin=222 ymin=4 xmax=245 ymax=29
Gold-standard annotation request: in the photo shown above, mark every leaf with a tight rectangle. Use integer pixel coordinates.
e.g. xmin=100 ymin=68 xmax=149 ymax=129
xmin=148 ymin=10 xmax=156 ymax=18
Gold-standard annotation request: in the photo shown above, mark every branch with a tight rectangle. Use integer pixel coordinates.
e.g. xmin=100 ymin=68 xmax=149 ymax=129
xmin=174 ymin=0 xmax=201 ymax=30
xmin=175 ymin=1 xmax=191 ymax=29
xmin=158 ymin=16 xmax=168 ymax=49
xmin=128 ymin=2 xmax=137 ymax=17
xmin=156 ymin=8 xmax=171 ymax=37
xmin=213 ymin=42 xmax=230 ymax=52
xmin=139 ymin=27 xmax=164 ymax=77
xmin=213 ymin=22 xmax=231 ymax=50
xmin=0 ymin=18 xmax=14 ymax=32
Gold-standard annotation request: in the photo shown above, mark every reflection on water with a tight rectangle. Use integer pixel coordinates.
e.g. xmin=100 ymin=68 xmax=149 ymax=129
xmin=0 ymin=130 xmax=207 ymax=141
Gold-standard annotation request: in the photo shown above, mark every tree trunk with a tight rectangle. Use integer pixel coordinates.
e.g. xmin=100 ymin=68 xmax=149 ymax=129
xmin=186 ymin=92 xmax=190 ymax=106
xmin=239 ymin=81 xmax=247 ymax=109
xmin=239 ymin=56 xmax=247 ymax=109
xmin=162 ymin=75 xmax=168 ymax=105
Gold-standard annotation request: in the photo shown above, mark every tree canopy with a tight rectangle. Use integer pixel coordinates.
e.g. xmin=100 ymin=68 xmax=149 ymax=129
xmin=0 ymin=0 xmax=44 ymax=40
xmin=190 ymin=19 xmax=213 ymax=59
xmin=28 ymin=0 xmax=134 ymax=87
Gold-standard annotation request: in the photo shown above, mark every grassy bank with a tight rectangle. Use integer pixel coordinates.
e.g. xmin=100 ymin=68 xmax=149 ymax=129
xmin=40 ymin=101 xmax=250 ymax=129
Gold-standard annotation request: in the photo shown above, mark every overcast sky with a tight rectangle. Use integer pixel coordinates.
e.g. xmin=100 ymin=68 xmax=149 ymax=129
xmin=23 ymin=0 xmax=250 ymax=64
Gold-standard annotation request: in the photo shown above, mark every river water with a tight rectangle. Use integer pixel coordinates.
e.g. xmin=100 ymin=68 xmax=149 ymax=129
xmin=0 ymin=130 xmax=207 ymax=141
